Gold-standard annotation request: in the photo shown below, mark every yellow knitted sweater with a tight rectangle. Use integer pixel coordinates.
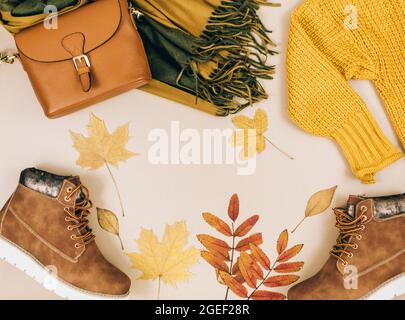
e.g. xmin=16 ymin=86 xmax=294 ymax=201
xmin=287 ymin=0 xmax=405 ymax=184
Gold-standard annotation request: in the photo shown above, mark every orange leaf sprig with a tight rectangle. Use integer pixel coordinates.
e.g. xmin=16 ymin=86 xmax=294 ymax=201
xmin=197 ymin=194 xmax=262 ymax=300
xmin=246 ymin=230 xmax=304 ymax=300
xmin=197 ymin=194 xmax=304 ymax=300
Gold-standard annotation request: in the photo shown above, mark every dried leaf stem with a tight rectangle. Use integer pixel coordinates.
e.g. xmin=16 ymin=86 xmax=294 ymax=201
xmin=105 ymin=161 xmax=126 ymax=217
xmin=157 ymin=276 xmax=162 ymax=300
xmin=225 ymin=223 xmax=236 ymax=300
xmin=291 ymin=217 xmax=306 ymax=234
xmin=264 ymin=137 xmax=294 ymax=160
xmin=247 ymin=255 xmax=280 ymax=300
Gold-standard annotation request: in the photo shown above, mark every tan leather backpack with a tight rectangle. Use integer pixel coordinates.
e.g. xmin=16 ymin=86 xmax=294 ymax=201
xmin=7 ymin=0 xmax=151 ymax=118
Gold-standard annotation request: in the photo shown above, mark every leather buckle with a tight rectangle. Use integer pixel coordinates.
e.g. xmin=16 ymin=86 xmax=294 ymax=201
xmin=72 ymin=54 xmax=90 ymax=71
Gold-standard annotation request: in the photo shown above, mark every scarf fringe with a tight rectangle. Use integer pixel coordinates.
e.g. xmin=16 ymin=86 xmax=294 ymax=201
xmin=180 ymin=0 xmax=280 ymax=116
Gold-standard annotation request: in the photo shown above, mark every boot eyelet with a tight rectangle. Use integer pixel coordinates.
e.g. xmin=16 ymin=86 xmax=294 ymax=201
xmin=353 ymin=244 xmax=359 ymax=249
xmin=357 ymin=235 xmax=362 ymax=240
xmin=74 ymin=243 xmax=81 ymax=249
xmin=67 ymin=226 xmax=73 ymax=231
xmin=65 ymin=217 xmax=69 ymax=222
xmin=362 ymin=216 xmax=368 ymax=222
xmin=348 ymin=253 xmax=354 ymax=258
xmin=67 ymin=187 xmax=73 ymax=193
xmin=64 ymin=196 xmax=70 ymax=202
xmin=360 ymin=205 xmax=367 ymax=211
xmin=70 ymin=235 xmax=76 ymax=240
xmin=361 ymin=225 xmax=366 ymax=231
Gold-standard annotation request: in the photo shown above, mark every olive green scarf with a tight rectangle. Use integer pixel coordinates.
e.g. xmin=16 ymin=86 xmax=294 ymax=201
xmin=0 ymin=0 xmax=89 ymax=33
xmin=0 ymin=0 xmax=279 ymax=116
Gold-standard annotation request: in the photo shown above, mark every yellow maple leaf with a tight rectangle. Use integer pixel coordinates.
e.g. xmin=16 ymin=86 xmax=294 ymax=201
xmin=70 ymin=113 xmax=137 ymax=170
xmin=127 ymin=221 xmax=200 ymax=288
xmin=231 ymin=109 xmax=268 ymax=159
xmin=70 ymin=113 xmax=137 ymax=217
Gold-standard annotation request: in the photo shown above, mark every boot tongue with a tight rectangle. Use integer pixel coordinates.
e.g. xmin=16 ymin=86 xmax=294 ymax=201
xmin=66 ymin=176 xmax=85 ymax=202
xmin=346 ymin=195 xmax=366 ymax=218
xmin=68 ymin=176 xmax=81 ymax=186
xmin=66 ymin=176 xmax=91 ymax=234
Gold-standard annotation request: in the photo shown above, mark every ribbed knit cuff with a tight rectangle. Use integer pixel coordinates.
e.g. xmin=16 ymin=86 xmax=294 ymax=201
xmin=333 ymin=113 xmax=403 ymax=184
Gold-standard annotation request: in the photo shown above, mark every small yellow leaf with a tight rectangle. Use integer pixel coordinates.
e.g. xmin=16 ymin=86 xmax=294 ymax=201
xmin=305 ymin=186 xmax=338 ymax=217
xmin=70 ymin=113 xmax=137 ymax=170
xmin=232 ymin=116 xmax=255 ymax=130
xmin=231 ymin=130 xmax=258 ymax=160
xmin=231 ymin=109 xmax=269 ymax=160
xmin=97 ymin=208 xmax=124 ymax=250
xmin=127 ymin=221 xmax=199 ymax=287
xmin=97 ymin=208 xmax=120 ymax=234
xmin=277 ymin=229 xmax=288 ymax=254
xmin=254 ymin=108 xmax=268 ymax=135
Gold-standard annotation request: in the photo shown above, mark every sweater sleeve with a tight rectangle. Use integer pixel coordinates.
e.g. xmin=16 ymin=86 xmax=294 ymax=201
xmin=286 ymin=2 xmax=403 ymax=184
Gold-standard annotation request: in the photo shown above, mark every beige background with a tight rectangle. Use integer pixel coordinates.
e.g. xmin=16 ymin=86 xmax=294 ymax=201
xmin=0 ymin=0 xmax=404 ymax=300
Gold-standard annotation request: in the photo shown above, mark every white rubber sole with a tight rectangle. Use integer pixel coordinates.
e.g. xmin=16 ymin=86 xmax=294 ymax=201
xmin=0 ymin=235 xmax=129 ymax=300
xmin=362 ymin=273 xmax=405 ymax=300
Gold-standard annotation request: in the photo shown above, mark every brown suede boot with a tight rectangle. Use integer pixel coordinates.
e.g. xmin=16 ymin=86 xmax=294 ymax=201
xmin=0 ymin=168 xmax=131 ymax=300
xmin=288 ymin=194 xmax=405 ymax=300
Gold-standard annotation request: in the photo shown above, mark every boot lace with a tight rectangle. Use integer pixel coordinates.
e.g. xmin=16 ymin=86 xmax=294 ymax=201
xmin=64 ymin=184 xmax=95 ymax=249
xmin=330 ymin=205 xmax=368 ymax=265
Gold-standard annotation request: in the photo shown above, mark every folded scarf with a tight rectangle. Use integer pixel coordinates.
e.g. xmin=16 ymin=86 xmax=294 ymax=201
xmin=132 ymin=0 xmax=278 ymax=116
xmin=0 ymin=0 xmax=89 ymax=33
xmin=1 ymin=0 xmax=278 ymax=116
